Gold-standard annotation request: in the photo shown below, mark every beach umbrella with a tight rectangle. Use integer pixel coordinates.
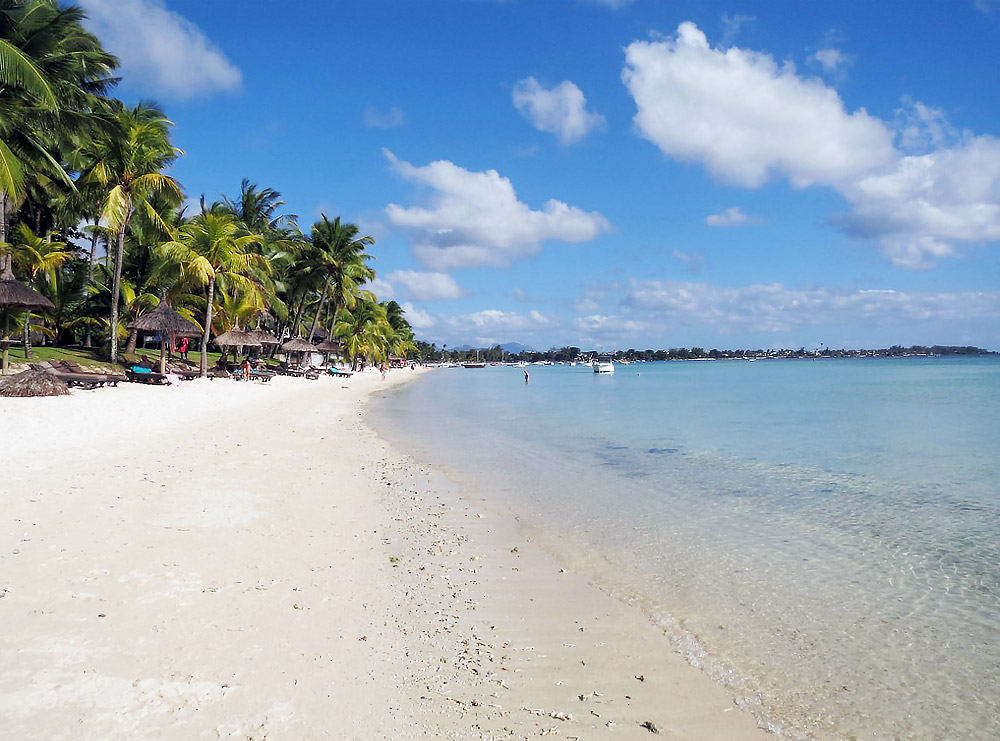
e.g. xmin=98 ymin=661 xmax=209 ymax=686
xmin=280 ymin=337 xmax=319 ymax=366
xmin=247 ymin=327 xmax=280 ymax=345
xmin=0 ymin=262 xmax=55 ymax=375
xmin=315 ymin=338 xmax=344 ymax=365
xmin=128 ymin=299 xmax=201 ymax=374
xmin=214 ymin=326 xmax=262 ymax=364
xmin=0 ymin=368 xmax=70 ymax=397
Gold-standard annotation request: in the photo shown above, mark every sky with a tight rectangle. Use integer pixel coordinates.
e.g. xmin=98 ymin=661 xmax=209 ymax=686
xmin=76 ymin=0 xmax=1000 ymax=352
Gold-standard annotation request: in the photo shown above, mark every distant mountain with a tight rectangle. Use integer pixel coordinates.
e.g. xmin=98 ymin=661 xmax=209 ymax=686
xmin=499 ymin=342 xmax=534 ymax=353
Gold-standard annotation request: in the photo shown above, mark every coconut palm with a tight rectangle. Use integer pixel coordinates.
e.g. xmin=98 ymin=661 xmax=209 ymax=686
xmin=334 ymin=295 xmax=392 ymax=370
xmin=157 ymin=211 xmax=268 ymax=376
xmin=79 ymin=100 xmax=182 ymax=363
xmin=0 ymin=0 xmax=118 ymax=269
xmin=305 ymin=215 xmax=375 ymax=342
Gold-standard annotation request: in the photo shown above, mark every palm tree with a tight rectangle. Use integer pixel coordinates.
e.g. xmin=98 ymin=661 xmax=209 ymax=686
xmin=0 ymin=0 xmax=118 ymax=271
xmin=79 ymin=100 xmax=182 ymax=363
xmin=335 ymin=295 xmax=392 ymax=371
xmin=157 ymin=212 xmax=267 ymax=376
xmin=4 ymin=222 xmax=71 ymax=355
xmin=305 ymin=215 xmax=375 ymax=342
xmin=382 ymin=299 xmax=415 ymax=361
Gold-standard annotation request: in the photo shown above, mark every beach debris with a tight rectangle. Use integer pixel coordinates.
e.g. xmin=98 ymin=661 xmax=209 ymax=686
xmin=635 ymin=674 xmax=645 ymax=682
xmin=640 ymin=720 xmax=660 ymax=733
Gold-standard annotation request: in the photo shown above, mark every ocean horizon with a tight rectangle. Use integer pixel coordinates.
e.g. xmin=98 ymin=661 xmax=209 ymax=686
xmin=371 ymin=356 xmax=1000 ymax=739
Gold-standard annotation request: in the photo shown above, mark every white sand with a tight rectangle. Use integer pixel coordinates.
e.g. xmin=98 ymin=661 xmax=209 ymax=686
xmin=0 ymin=369 xmax=769 ymax=739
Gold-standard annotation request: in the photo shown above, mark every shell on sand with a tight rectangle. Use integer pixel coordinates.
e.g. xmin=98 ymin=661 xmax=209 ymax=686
xmin=0 ymin=368 xmax=70 ymax=397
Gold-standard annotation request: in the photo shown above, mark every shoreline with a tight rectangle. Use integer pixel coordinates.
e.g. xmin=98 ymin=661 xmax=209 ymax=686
xmin=1 ymin=369 xmax=768 ymax=739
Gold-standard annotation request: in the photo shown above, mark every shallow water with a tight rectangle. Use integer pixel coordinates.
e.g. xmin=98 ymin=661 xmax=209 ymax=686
xmin=370 ymin=357 xmax=1000 ymax=739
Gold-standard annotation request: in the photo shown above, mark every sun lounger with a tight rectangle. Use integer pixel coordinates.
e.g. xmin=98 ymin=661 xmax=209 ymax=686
xmin=326 ymin=368 xmax=353 ymax=378
xmin=30 ymin=361 xmax=117 ymax=389
xmin=124 ymin=366 xmax=168 ymax=384
xmin=60 ymin=360 xmax=126 ymax=386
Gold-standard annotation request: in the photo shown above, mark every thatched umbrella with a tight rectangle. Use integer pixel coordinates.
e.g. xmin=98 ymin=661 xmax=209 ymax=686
xmin=315 ymin=338 xmax=344 ymax=365
xmin=248 ymin=327 xmax=280 ymax=345
xmin=214 ymin=327 xmax=262 ymax=364
xmin=281 ymin=337 xmax=319 ymax=366
xmin=0 ymin=262 xmax=55 ymax=375
xmin=0 ymin=368 xmax=70 ymax=397
xmin=128 ymin=299 xmax=201 ymax=374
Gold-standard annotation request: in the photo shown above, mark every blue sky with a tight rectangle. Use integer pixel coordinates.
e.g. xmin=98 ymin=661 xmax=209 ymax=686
xmin=77 ymin=0 xmax=1000 ymax=351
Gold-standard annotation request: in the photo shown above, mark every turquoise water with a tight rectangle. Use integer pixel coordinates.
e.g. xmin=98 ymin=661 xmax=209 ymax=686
xmin=370 ymin=357 xmax=1000 ymax=739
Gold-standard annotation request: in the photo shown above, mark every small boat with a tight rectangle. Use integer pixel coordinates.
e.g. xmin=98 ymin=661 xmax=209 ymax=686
xmin=593 ymin=358 xmax=615 ymax=374
xmin=462 ymin=362 xmax=486 ymax=369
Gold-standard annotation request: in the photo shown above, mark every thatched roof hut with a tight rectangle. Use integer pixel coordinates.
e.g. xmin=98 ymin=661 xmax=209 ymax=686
xmin=0 ymin=368 xmax=70 ymax=397
xmin=214 ymin=328 xmax=261 ymax=347
xmin=129 ymin=299 xmax=200 ymax=336
xmin=0 ymin=262 xmax=55 ymax=310
xmin=247 ymin=327 xmax=280 ymax=345
xmin=281 ymin=337 xmax=318 ymax=353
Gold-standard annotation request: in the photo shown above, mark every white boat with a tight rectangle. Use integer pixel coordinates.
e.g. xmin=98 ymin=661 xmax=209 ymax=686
xmin=593 ymin=359 xmax=615 ymax=374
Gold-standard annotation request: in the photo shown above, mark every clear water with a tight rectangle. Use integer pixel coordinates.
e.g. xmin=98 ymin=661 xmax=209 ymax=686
xmin=369 ymin=358 xmax=1000 ymax=739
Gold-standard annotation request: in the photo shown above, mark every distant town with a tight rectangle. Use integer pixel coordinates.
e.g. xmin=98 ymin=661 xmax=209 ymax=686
xmin=412 ymin=342 xmax=995 ymax=364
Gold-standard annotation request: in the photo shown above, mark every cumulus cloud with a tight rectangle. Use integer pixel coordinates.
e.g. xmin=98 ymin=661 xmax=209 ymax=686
xmin=838 ymin=136 xmax=1000 ymax=268
xmin=383 ymin=150 xmax=611 ymax=270
xmin=622 ymin=22 xmax=895 ymax=188
xmin=386 ymin=270 xmax=463 ymax=301
xmin=618 ymin=279 xmax=1000 ymax=333
xmin=512 ymin=77 xmax=607 ymax=145
xmin=364 ymin=105 xmax=405 ymax=129
xmin=79 ymin=0 xmax=241 ymax=99
xmin=399 ymin=302 xmax=436 ymax=330
xmin=706 ymin=206 xmax=760 ymax=227
xmin=622 ymin=22 xmax=1000 ymax=268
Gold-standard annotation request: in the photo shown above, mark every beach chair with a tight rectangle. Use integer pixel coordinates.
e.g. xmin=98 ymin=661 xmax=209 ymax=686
xmin=30 ymin=361 xmax=108 ymax=390
xmin=124 ymin=365 xmax=167 ymax=384
xmin=60 ymin=360 xmax=126 ymax=386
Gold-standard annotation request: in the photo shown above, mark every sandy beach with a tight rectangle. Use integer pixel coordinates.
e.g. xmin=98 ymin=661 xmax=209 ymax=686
xmin=0 ymin=369 xmax=769 ymax=740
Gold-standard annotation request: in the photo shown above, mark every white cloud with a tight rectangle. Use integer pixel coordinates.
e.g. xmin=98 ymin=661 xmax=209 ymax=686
xmin=622 ymin=22 xmax=895 ymax=188
xmin=894 ymin=99 xmax=957 ymax=153
xmin=383 ymin=150 xmax=611 ymax=270
xmin=399 ymin=302 xmax=436 ymax=330
xmin=705 ymin=206 xmax=759 ymax=227
xmin=363 ymin=277 xmax=395 ymax=301
xmin=619 ymin=279 xmax=1000 ymax=333
xmin=622 ymin=22 xmax=1000 ymax=268
xmin=79 ymin=0 xmax=241 ymax=99
xmin=839 ymin=136 xmax=1000 ymax=268
xmin=386 ymin=270 xmax=463 ymax=300
xmin=810 ymin=48 xmax=846 ymax=73
xmin=512 ymin=77 xmax=607 ymax=145
xmin=364 ymin=105 xmax=405 ymax=129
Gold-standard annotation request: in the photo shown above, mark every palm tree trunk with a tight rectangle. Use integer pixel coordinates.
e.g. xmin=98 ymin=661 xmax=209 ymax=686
xmin=125 ymin=327 xmax=139 ymax=354
xmin=0 ymin=193 xmax=8 ymax=274
xmin=108 ymin=205 xmax=131 ymax=364
xmin=200 ymin=276 xmax=216 ymax=377
xmin=289 ymin=292 xmax=308 ymax=338
xmin=84 ymin=215 xmax=100 ymax=347
xmin=307 ymin=276 xmax=330 ymax=342
xmin=22 ymin=310 xmax=31 ymax=359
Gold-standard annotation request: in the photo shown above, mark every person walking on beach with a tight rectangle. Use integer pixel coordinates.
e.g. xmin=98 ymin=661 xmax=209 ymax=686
xmin=178 ymin=336 xmax=189 ymax=360
xmin=380 ymin=362 xmax=387 ymax=380
xmin=240 ymin=357 xmax=252 ymax=382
